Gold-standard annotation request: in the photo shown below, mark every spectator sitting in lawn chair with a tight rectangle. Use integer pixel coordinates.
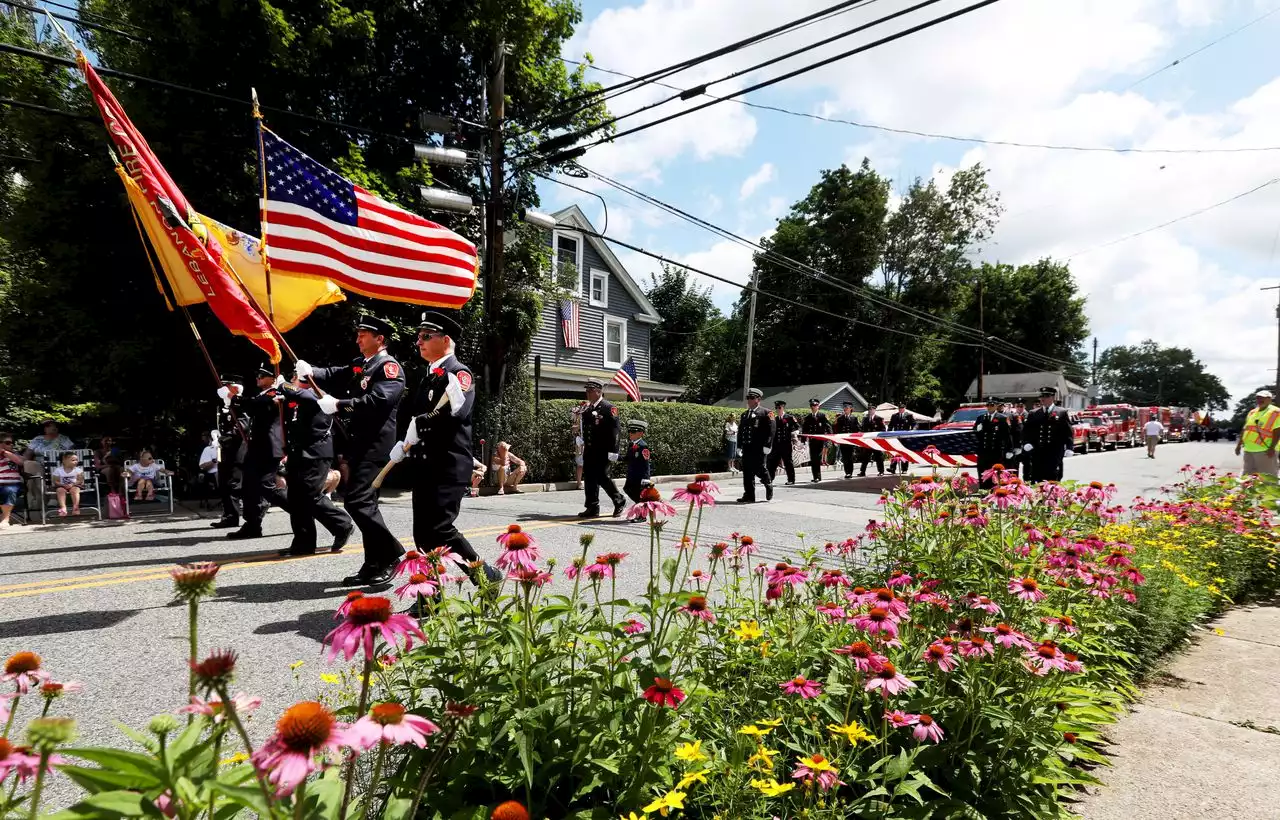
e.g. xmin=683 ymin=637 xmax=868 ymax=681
xmin=0 ymin=433 xmax=24 ymax=528
xmin=52 ymin=451 xmax=85 ymax=517
xmin=490 ymin=441 xmax=528 ymax=495
xmin=127 ymin=449 xmax=172 ymax=502
xmin=22 ymin=419 xmax=74 ymax=462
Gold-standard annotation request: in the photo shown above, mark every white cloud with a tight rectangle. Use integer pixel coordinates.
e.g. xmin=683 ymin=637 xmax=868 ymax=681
xmin=739 ymin=162 xmax=776 ymax=199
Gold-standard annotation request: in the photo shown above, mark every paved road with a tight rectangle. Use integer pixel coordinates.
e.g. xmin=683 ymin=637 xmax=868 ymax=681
xmin=0 ymin=441 xmax=1239 ymax=802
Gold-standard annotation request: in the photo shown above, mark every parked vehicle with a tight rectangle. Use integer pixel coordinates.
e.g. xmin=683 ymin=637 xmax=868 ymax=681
xmin=1089 ymin=404 xmax=1138 ymax=448
xmin=1138 ymin=406 xmax=1174 ymax=442
xmin=1069 ymin=415 xmax=1091 ymax=454
xmin=937 ymin=403 xmax=988 ymax=431
xmin=1079 ymin=414 xmax=1116 ymax=451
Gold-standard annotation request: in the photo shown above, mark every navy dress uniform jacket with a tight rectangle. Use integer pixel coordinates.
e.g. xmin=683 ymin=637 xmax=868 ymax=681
xmin=311 ymin=350 xmax=406 ymax=460
xmin=581 ymin=399 xmax=621 ymax=460
xmin=406 ymin=355 xmax=477 ymax=486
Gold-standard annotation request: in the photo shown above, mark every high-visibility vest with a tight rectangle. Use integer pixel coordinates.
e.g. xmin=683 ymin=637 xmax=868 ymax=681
xmin=1242 ymin=404 xmax=1280 ymax=452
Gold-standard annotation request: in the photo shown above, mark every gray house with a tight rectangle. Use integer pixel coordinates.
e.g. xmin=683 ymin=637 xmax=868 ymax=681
xmin=963 ymin=371 xmax=1089 ymax=410
xmin=714 ymin=382 xmax=869 ymax=414
xmin=527 ymin=206 xmax=684 ymax=399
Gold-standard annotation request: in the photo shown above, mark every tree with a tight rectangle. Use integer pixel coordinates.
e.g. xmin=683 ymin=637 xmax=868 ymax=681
xmin=1228 ymin=386 xmax=1273 ymax=429
xmin=1096 ymin=341 xmax=1230 ymax=410
xmin=643 ymin=264 xmax=723 ymax=395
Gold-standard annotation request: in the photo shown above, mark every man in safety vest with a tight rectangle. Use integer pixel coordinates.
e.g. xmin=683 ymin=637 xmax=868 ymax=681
xmin=1236 ymin=389 xmax=1280 ymax=476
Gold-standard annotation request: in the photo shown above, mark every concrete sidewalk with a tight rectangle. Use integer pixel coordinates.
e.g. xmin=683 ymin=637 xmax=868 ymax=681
xmin=1078 ymin=600 xmax=1280 ymax=819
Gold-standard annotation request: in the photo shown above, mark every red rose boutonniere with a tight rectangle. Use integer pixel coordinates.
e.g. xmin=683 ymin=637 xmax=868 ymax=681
xmin=432 ymin=367 xmax=446 ymax=377
xmin=352 ymin=366 xmax=363 ymax=375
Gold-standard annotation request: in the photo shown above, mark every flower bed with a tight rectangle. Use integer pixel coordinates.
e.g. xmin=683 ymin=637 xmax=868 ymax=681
xmin=1 ymin=466 xmax=1276 ymax=819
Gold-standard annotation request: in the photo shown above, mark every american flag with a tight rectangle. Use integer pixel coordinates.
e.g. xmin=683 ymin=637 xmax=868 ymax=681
xmin=560 ymin=298 xmax=579 ymax=349
xmin=260 ymin=128 xmax=478 ymax=308
xmin=613 ymin=357 xmax=641 ymax=402
xmin=806 ymin=429 xmax=979 ymax=468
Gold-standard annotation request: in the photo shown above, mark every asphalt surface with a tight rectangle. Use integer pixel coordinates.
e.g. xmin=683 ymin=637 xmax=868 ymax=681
xmin=0 ymin=441 xmax=1239 ymax=807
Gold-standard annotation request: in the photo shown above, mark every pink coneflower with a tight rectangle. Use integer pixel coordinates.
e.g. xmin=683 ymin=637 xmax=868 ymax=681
xmin=679 ymin=595 xmax=716 ymax=623
xmin=885 ymin=570 xmax=913 ymax=588
xmin=912 ymin=714 xmax=945 ymax=743
xmin=833 ymin=641 xmax=887 ymax=672
xmin=865 ymin=662 xmax=915 ymax=696
xmin=251 ymin=701 xmax=350 ymax=796
xmin=394 ymin=550 xmax=428 ymax=578
xmin=980 ymin=463 xmax=1012 ymax=484
xmin=495 ymin=529 xmax=541 ymax=571
xmin=38 ymin=680 xmax=83 ymax=701
xmin=736 ymin=535 xmax=759 ymax=557
xmin=862 ymin=587 xmax=910 ymax=619
xmin=950 ymin=616 xmax=976 ymax=637
xmin=915 ymin=592 xmax=953 ymax=611
xmin=780 ymin=676 xmax=823 ymax=699
xmin=1116 ymin=586 xmax=1138 ymax=603
xmin=153 ymin=791 xmax=176 ymax=818
xmin=564 ymin=558 xmax=585 ymax=580
xmin=816 ymin=602 xmax=847 ymax=621
xmin=988 ymin=487 xmax=1018 ymax=510
xmin=642 ymin=678 xmax=686 ymax=708
xmin=1027 ymin=640 xmax=1070 ymax=673
xmin=508 ymin=568 xmax=554 ymax=589
xmin=959 ymin=636 xmax=995 ymax=658
xmin=336 ymin=591 xmax=365 ymax=619
xmin=767 ymin=563 xmax=810 ymax=589
xmin=885 ymin=709 xmax=918 ymax=728
xmin=962 ymin=593 xmax=1002 ymax=614
xmin=708 ymin=541 xmax=730 ymax=560
xmin=1023 ymin=523 xmax=1046 ymax=543
xmin=1008 ymin=577 xmax=1047 ymax=602
xmin=792 ymin=753 xmax=843 ymax=792
xmin=952 ymin=473 xmax=978 ymax=493
xmin=672 ymin=482 xmax=716 ymax=508
xmin=345 ymin=703 xmax=440 ymax=751
xmin=961 ymin=505 xmax=989 ymax=527
xmin=1061 ymin=651 xmax=1085 ymax=674
xmin=0 ymin=738 xmax=41 ymax=784
xmin=627 ymin=486 xmax=678 ymax=521
xmin=324 ymin=596 xmax=426 ymax=662
xmin=853 ymin=607 xmax=900 ymax=638
xmin=621 ymin=618 xmax=647 ymax=635
xmin=932 ymin=510 xmax=953 ymax=525
xmin=178 ymin=692 xmax=261 ymax=722
xmin=1103 ymin=548 xmax=1134 ymax=568
xmin=394 ymin=572 xmax=439 ymax=601
xmin=1040 ymin=615 xmax=1079 ymax=634
xmin=819 ymin=569 xmax=852 ymax=588
xmin=922 ymin=641 xmax=958 ymax=671
xmin=2 ymin=652 xmax=49 ymax=694
xmin=981 ymin=623 xmax=1033 ymax=650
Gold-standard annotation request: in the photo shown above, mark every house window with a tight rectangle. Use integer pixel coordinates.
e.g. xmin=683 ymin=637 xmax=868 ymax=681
xmin=588 ymin=269 xmax=608 ymax=307
xmin=604 ymin=316 xmax=626 ymax=369
xmin=552 ymin=230 xmax=582 ymax=286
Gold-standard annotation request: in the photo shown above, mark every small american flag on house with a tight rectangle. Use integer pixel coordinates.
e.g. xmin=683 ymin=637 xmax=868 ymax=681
xmin=613 ymin=357 xmax=641 ymax=402
xmin=560 ymin=298 xmax=579 ymax=349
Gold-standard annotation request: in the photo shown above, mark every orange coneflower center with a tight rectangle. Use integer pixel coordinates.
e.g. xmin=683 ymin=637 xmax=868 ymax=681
xmin=995 ymin=624 xmax=1013 ymax=635
xmin=40 ymin=682 xmax=63 ymax=697
xmin=847 ymin=641 xmax=873 ymax=658
xmin=191 ymin=650 xmax=236 ymax=681
xmin=505 ymin=532 xmax=531 ymax=550
xmin=1020 ymin=578 xmax=1039 ymax=591
xmin=408 ymin=572 xmax=430 ymax=585
xmin=639 ymin=486 xmax=662 ymax=502
xmin=991 ymin=463 xmax=1005 ymax=471
xmin=876 ymin=663 xmax=898 ymax=679
xmin=970 ymin=637 xmax=988 ymax=649
xmin=0 ymin=738 xmax=11 ymax=759
xmin=694 ymin=473 xmax=711 ymax=482
xmin=651 ymin=677 xmax=674 ymax=692
xmin=506 ymin=524 xmax=522 ymax=534
xmin=1037 ymin=643 xmax=1059 ymax=659
xmin=403 ymin=551 xmax=422 ymax=561
xmin=686 ymin=595 xmax=708 ymax=612
xmin=941 ymin=636 xmax=955 ymax=646
xmin=684 ymin=483 xmax=703 ymax=495
xmin=1061 ymin=615 xmax=1075 ymax=627
xmin=1064 ymin=732 xmax=1078 ymax=743
xmin=277 ymin=701 xmax=335 ymax=752
xmin=918 ymin=715 xmax=934 ymax=726
xmin=791 ymin=677 xmax=808 ymax=686
xmin=344 ymin=591 xmax=365 ymax=605
xmin=1064 ymin=652 xmax=1079 ymax=663
xmin=740 ymin=535 xmax=754 ymax=546
xmin=966 ymin=506 xmax=981 ymax=516
xmin=993 ymin=488 xmax=1011 ymax=498
xmin=5 ymin=652 xmax=40 ymax=675
xmin=927 ymin=645 xmax=947 ymax=660
xmin=348 ymin=597 xmax=392 ymax=625
xmin=691 ymin=570 xmax=704 ymax=578
xmin=873 ymin=588 xmax=896 ymax=604
xmin=371 ymin=703 xmax=406 ymax=726
xmin=866 ymin=607 xmax=889 ymax=623
xmin=491 ymin=800 xmax=530 ymax=820
xmin=978 ymin=596 xmax=994 ymax=606
xmin=851 ymin=585 xmax=867 ymax=596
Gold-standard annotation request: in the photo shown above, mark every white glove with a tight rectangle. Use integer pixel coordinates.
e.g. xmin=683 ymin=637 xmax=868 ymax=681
xmin=317 ymin=394 xmax=339 ymax=415
xmin=445 ymin=372 xmax=466 ymax=416
xmin=1063 ymin=448 xmax=1074 ymax=458
xmin=272 ymin=374 xmax=285 ymax=389
xmin=607 ymin=452 xmax=619 ymax=462
xmin=404 ymin=418 xmax=420 ymax=447
xmin=1005 ymin=452 xmax=1015 ymax=460
xmin=575 ymin=436 xmax=583 ymax=447
xmin=294 ymin=360 xmax=313 ymax=380
xmin=216 ymin=386 xmax=231 ymax=407
xmin=389 ymin=442 xmax=407 ymax=463
xmin=763 ymin=447 xmax=772 ymax=455
xmin=210 ymin=429 xmax=220 ymax=443
xmin=1022 ymin=443 xmax=1033 ymax=452
xmin=736 ymin=449 xmax=743 ymax=457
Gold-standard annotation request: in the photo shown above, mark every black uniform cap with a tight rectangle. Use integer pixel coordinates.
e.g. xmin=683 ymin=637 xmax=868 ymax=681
xmin=774 ymin=400 xmax=787 ymax=407
xmin=584 ymin=377 xmax=605 ymax=389
xmin=809 ymin=397 xmax=821 ymax=406
xmin=418 ymin=310 xmax=462 ymax=340
xmin=1039 ymin=386 xmax=1058 ymax=397
xmin=984 ymin=396 xmax=999 ymax=405
xmin=842 ymin=400 xmax=854 ymax=407
xmin=256 ymin=363 xmax=274 ymax=378
xmin=356 ymin=315 xmax=395 ymax=338
xmin=219 ymin=374 xmax=244 ymax=385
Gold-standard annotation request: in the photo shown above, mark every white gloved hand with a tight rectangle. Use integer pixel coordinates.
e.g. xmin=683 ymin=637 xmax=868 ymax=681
xmin=389 ymin=442 xmax=407 ymax=463
xmin=294 ymin=360 xmax=313 ymax=380
xmin=736 ymin=449 xmax=743 ymax=458
xmin=607 ymin=452 xmax=619 ymax=462
xmin=575 ymin=435 xmax=584 ymax=447
xmin=210 ymin=429 xmax=220 ymax=443
xmin=404 ymin=418 xmax=420 ymax=447
xmin=1005 ymin=452 xmax=1015 ymax=460
xmin=445 ymin=372 xmax=466 ymax=416
xmin=317 ymin=394 xmax=339 ymax=415
xmin=272 ymin=374 xmax=285 ymax=389
xmin=1022 ymin=443 xmax=1033 ymax=452
xmin=1063 ymin=448 xmax=1074 ymax=458
xmin=216 ymin=386 xmax=231 ymax=407
xmin=763 ymin=447 xmax=772 ymax=455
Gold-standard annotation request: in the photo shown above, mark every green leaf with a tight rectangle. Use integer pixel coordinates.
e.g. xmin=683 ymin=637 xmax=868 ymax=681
xmin=58 ymin=764 xmax=153 ymax=794
xmin=44 ymin=789 xmax=163 ymax=818
xmin=62 ymin=748 xmax=166 ymax=789
xmin=209 ymin=781 xmax=271 ymax=817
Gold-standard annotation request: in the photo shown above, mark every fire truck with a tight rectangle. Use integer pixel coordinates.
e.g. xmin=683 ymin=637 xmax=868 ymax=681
xmin=1088 ymin=404 xmax=1139 ymax=448
xmin=1138 ymin=406 xmax=1173 ymax=442
xmin=937 ymin=403 xmax=987 ymax=431
xmin=1078 ymin=411 xmax=1120 ymax=450
xmin=1167 ymin=407 xmax=1190 ymax=442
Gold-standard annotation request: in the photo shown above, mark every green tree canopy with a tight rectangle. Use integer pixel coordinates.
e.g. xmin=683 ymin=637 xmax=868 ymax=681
xmin=1096 ymin=340 xmax=1230 ymax=411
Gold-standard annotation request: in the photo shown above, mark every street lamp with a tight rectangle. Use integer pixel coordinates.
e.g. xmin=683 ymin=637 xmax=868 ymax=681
xmin=521 ymin=208 xmax=558 ymax=231
xmin=418 ymin=185 xmax=476 ymax=214
xmin=413 ymin=144 xmax=470 ymax=168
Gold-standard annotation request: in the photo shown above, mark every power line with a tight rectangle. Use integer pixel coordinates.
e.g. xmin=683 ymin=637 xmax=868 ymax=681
xmin=0 ymin=94 xmax=94 ymax=120
xmin=0 ymin=0 xmax=147 ymax=42
xmin=536 ymin=172 xmax=608 ymax=234
xmin=36 ymin=0 xmax=148 ymax=34
xmin=1123 ymin=3 xmax=1280 ymax=91
xmin=1066 ymin=176 xmax=1280 ymax=258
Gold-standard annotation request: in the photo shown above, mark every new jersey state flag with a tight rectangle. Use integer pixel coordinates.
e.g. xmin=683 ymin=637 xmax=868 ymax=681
xmin=80 ymin=55 xmax=282 ymax=361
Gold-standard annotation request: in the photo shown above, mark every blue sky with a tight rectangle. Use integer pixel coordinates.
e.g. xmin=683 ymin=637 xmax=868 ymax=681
xmin=537 ymin=0 xmax=1280 ymax=404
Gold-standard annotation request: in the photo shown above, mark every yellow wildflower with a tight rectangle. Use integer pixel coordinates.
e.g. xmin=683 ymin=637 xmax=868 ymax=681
xmin=732 ymin=620 xmax=764 ymax=641
xmin=757 ymin=717 xmax=783 ymax=727
xmin=219 ymin=751 xmax=249 ymax=767
xmin=620 ymin=814 xmax=643 ymax=820
xmin=747 ymin=747 xmax=778 ymax=769
xmin=674 ymin=740 xmax=707 ymax=763
xmin=758 ymin=641 xmax=772 ymax=658
xmin=676 ymin=768 xmax=711 ymax=789
xmin=750 ymin=778 xmax=795 ymax=797
xmin=827 ymin=721 xmax=876 ymax=745
xmin=796 ymin=753 xmax=837 ymax=772
xmin=319 ymin=673 xmax=342 ymax=685
xmin=643 ymin=790 xmax=686 ymax=817
xmin=289 ymin=660 xmax=305 ymax=671
xmin=738 ymin=725 xmax=771 ymax=738
xmin=1214 ymin=628 xmax=1226 ymax=636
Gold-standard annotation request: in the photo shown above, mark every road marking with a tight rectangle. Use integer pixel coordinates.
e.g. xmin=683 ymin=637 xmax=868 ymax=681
xmin=0 ymin=518 xmax=572 ymax=599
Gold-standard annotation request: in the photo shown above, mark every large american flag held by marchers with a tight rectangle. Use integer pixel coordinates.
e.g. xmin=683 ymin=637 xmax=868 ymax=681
xmin=260 ymin=129 xmax=478 ymax=308
xmin=807 ymin=429 xmax=979 ymax=467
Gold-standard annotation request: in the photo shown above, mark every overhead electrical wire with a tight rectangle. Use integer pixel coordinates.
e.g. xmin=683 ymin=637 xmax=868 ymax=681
xmin=1122 ymin=3 xmax=1280 ymax=91
xmin=35 ymin=0 xmax=148 ymax=35
xmin=0 ymin=0 xmax=147 ymax=42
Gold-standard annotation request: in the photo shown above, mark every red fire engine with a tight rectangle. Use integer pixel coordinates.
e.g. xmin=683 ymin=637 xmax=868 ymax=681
xmin=1088 ymin=404 xmax=1139 ymax=448
xmin=1138 ymin=406 xmax=1173 ymax=442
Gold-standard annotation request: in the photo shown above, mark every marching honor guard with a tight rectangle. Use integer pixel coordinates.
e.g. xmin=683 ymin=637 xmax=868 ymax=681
xmin=801 ymin=398 xmax=832 ymax=482
xmin=212 ymin=374 xmax=247 ymax=529
xmin=886 ymin=402 xmax=914 ymax=474
xmin=388 ymin=311 xmax=498 ymax=584
xmin=833 ymin=400 xmax=859 ymax=479
xmin=622 ymin=419 xmax=652 ymax=503
xmin=859 ymin=407 xmax=887 ymax=477
xmin=276 ymin=378 xmax=354 ymax=556
xmin=578 ymin=378 xmax=626 ymax=519
xmin=973 ymin=397 xmax=1013 ymax=490
xmin=295 ymin=315 xmax=405 ymax=586
xmin=1020 ymin=387 xmax=1074 ymax=483
xmin=225 ymin=364 xmax=291 ymax=540
xmin=768 ymin=400 xmax=799 ymax=485
xmin=737 ymin=388 xmax=775 ymax=503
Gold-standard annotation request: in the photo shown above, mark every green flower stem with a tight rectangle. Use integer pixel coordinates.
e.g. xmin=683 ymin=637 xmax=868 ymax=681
xmin=405 ymin=721 xmax=460 ymax=820
xmin=25 ymin=751 xmax=50 ymax=820
xmin=187 ymin=600 xmax=199 ymax=724
xmin=215 ymin=684 xmax=278 ymax=817
xmin=338 ymin=653 xmax=376 ymax=819
xmin=2 ymin=695 xmax=19 ymax=738
xmin=357 ymin=742 xmax=387 ymax=820
xmin=293 ymin=778 xmax=306 ymax=820
xmin=208 ymin=732 xmax=222 ymax=820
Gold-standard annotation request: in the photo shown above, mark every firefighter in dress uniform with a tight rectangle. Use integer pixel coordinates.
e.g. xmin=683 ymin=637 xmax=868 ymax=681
xmin=973 ymin=396 xmax=1014 ymax=490
xmin=801 ymin=398 xmax=832 ymax=482
xmin=225 ymin=364 xmax=291 ymax=540
xmin=767 ymin=400 xmax=799 ymax=486
xmin=275 ymin=378 xmax=354 ymax=556
xmin=1020 ymin=387 xmax=1075 ymax=483
xmin=622 ymin=419 xmax=652 ymax=504
xmin=737 ymin=388 xmax=775 ymax=503
xmin=886 ymin=403 xmax=914 ymax=474
xmin=578 ymin=378 xmax=626 ymax=519
xmin=295 ymin=315 xmax=405 ymax=586
xmin=834 ymin=401 xmax=859 ymax=479
xmin=387 ymin=311 xmax=499 ymax=585
xmin=211 ymin=374 xmax=247 ymax=529
xmin=859 ymin=407 xmax=887 ymax=476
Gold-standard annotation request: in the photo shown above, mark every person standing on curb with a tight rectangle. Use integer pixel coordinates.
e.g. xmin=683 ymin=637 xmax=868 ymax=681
xmin=622 ymin=419 xmax=651 ymax=504
xmin=1236 ymin=389 xmax=1280 ymax=476
xmin=722 ymin=414 xmax=738 ymax=475
xmin=801 ymin=398 xmax=832 ymax=483
xmin=1143 ymin=414 xmax=1165 ymax=459
xmin=737 ymin=388 xmax=774 ymax=503
xmin=577 ymin=378 xmax=626 ymax=519
xmin=768 ymin=400 xmax=799 ymax=486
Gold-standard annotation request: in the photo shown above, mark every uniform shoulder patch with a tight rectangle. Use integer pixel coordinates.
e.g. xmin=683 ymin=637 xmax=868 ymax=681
xmin=457 ymin=370 xmax=473 ymax=392
xmin=383 ymin=362 xmax=401 ymax=380
xmin=642 ymin=448 xmax=650 ymax=460
xmin=611 ymin=406 xmax=619 ymax=417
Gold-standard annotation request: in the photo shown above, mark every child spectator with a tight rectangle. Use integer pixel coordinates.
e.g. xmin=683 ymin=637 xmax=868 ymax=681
xmin=723 ymin=414 xmax=738 ymax=474
xmin=491 ymin=441 xmax=528 ymax=495
xmin=127 ymin=449 xmax=171 ymax=501
xmin=52 ymin=451 xmax=85 ymax=516
xmin=570 ymin=405 xmax=585 ymax=489
xmin=623 ymin=419 xmax=652 ymax=503
xmin=469 ymin=458 xmax=485 ymax=497
xmin=0 ymin=432 xmax=23 ymax=527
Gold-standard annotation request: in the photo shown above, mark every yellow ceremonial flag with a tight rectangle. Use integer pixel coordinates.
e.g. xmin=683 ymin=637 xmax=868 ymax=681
xmin=116 ymin=167 xmax=344 ymax=332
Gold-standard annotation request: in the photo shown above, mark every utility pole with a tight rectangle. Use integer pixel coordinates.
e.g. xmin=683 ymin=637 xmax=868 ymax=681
xmin=1091 ymin=337 xmax=1098 ymax=383
xmin=742 ymin=267 xmax=759 ymax=402
xmin=976 ymin=279 xmax=984 ymax=402
xmin=483 ymin=36 xmax=506 ymax=394
xmin=1266 ymin=285 xmax=1280 ymax=389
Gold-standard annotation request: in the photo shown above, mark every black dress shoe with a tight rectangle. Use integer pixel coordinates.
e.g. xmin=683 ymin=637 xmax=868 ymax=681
xmin=363 ymin=566 xmax=395 ymax=586
xmin=784 ymin=481 xmax=795 ymax=486
xmin=844 ymin=474 xmax=854 ymax=480
xmin=279 ymin=547 xmax=317 ymax=557
xmin=330 ymin=526 xmax=353 ymax=553
xmin=226 ymin=527 xmax=263 ymax=540
xmin=576 ymin=509 xmax=599 ymax=519
xmin=210 ymin=518 xmax=238 ymax=529
xmin=342 ymin=566 xmax=374 ymax=585
xmin=612 ymin=498 xmax=626 ymax=518
xmin=765 ymin=484 xmax=774 ymax=501
xmin=736 ymin=495 xmax=755 ymax=503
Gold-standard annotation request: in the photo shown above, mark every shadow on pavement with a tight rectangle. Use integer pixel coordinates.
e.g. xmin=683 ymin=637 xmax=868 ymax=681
xmin=0 ymin=535 xmax=244 ymax=564
xmin=213 ymin=581 xmax=346 ymax=606
xmin=255 ymin=609 xmax=339 ymax=644
xmin=515 ymin=513 xmax=585 ymax=523
xmin=0 ymin=608 xmax=142 ymax=640
xmin=3 ymin=547 xmax=288 ymax=576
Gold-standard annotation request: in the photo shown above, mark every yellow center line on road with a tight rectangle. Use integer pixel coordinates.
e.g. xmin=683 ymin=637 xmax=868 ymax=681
xmin=0 ymin=518 xmax=576 ymax=600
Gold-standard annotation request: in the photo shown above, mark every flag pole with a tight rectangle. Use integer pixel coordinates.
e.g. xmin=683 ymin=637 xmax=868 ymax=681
xmin=251 ymin=89 xmax=276 ymax=327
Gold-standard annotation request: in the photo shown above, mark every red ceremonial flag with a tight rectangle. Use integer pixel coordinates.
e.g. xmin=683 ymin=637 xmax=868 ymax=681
xmin=79 ymin=56 xmax=281 ymax=362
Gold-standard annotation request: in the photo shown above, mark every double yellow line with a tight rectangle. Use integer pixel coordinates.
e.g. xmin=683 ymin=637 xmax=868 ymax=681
xmin=0 ymin=518 xmax=573 ymax=600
